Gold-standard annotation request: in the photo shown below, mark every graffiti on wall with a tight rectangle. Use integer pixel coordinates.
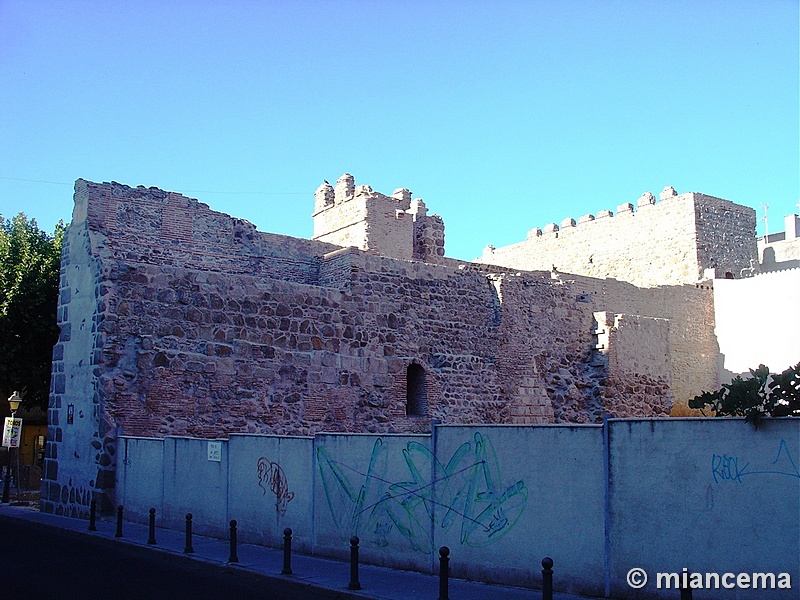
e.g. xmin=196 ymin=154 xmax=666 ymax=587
xmin=711 ymin=439 xmax=800 ymax=484
xmin=316 ymin=432 xmax=528 ymax=553
xmin=257 ymin=457 xmax=295 ymax=515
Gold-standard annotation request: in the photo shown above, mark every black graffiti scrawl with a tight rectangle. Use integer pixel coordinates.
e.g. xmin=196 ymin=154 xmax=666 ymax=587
xmin=257 ymin=457 xmax=296 ymax=515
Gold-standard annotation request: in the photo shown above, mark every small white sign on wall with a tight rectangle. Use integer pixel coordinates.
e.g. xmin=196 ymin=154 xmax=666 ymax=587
xmin=207 ymin=441 xmax=222 ymax=462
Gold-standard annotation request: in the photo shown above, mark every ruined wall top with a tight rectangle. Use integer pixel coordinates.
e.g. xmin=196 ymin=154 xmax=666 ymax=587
xmin=74 ymin=178 xmax=342 ymax=286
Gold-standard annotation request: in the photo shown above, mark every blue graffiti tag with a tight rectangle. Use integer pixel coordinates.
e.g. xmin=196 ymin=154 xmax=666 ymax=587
xmin=711 ymin=454 xmax=748 ymax=483
xmin=712 ymin=439 xmax=800 ymax=483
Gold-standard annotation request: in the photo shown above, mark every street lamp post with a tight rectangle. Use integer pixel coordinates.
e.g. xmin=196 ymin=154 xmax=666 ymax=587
xmin=2 ymin=391 xmax=22 ymax=503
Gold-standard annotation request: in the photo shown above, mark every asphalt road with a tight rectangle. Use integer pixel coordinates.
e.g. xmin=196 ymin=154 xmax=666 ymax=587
xmin=0 ymin=517 xmax=333 ymax=600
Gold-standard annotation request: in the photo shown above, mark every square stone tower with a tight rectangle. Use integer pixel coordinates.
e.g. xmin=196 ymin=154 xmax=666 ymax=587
xmin=312 ymin=174 xmax=444 ymax=262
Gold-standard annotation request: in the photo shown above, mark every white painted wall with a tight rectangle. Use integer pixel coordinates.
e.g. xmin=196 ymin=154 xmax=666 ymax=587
xmin=714 ymin=269 xmax=800 ymax=382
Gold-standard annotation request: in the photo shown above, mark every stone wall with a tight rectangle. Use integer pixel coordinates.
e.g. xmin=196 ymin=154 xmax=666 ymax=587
xmin=43 ymin=178 xmax=690 ymax=515
xmin=566 ymin=275 xmax=717 ymax=412
xmin=477 ymin=187 xmax=758 ymax=288
xmin=693 ymin=193 xmax=759 ymax=279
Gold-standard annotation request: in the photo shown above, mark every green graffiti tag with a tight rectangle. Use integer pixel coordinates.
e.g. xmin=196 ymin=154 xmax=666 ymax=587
xmin=317 ymin=433 xmax=528 ymax=553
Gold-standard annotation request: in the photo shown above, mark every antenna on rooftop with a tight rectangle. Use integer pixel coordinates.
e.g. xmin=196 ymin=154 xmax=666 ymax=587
xmin=759 ymin=203 xmax=769 ymax=241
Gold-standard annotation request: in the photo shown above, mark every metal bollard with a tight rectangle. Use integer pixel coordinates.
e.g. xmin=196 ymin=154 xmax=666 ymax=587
xmin=115 ymin=505 xmax=124 ymax=538
xmin=542 ymin=556 xmax=554 ymax=600
xmin=282 ymin=527 xmax=293 ymax=575
xmin=680 ymin=576 xmax=693 ymax=600
xmin=438 ymin=546 xmax=450 ymax=600
xmin=88 ymin=499 xmax=97 ymax=531
xmin=147 ymin=508 xmax=157 ymax=545
xmin=184 ymin=513 xmax=195 ymax=554
xmin=228 ymin=520 xmax=239 ymax=563
xmin=348 ymin=536 xmax=361 ymax=590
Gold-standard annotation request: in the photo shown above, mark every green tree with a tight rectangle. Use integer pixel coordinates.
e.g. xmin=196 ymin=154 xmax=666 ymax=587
xmin=0 ymin=213 xmax=64 ymax=411
xmin=689 ymin=362 xmax=800 ymax=425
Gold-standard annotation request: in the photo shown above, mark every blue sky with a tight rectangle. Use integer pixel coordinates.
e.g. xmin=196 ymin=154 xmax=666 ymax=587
xmin=1 ymin=0 xmax=797 ymax=260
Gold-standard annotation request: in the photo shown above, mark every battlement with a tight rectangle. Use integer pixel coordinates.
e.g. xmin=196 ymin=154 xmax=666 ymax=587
xmin=312 ymin=173 xmax=445 ymax=262
xmin=479 ymin=186 xmax=758 ymax=287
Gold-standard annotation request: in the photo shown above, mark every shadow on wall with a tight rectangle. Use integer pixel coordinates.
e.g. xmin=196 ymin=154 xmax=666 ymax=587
xmin=761 ymin=247 xmax=800 ymax=272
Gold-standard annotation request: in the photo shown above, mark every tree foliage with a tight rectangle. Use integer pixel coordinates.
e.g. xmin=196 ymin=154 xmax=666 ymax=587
xmin=0 ymin=213 xmax=64 ymax=411
xmin=689 ymin=362 xmax=800 ymax=425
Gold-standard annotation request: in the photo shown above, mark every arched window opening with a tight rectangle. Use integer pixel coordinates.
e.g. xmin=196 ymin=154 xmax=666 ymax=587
xmin=724 ymin=271 xmax=735 ymax=279
xmin=406 ymin=363 xmax=427 ymax=417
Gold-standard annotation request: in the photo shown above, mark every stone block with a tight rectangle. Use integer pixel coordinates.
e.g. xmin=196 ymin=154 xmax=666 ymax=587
xmin=637 ymin=192 xmax=656 ymax=207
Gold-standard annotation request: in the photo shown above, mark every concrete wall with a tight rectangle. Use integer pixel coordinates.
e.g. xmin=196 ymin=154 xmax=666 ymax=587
xmin=228 ymin=434 xmax=314 ymax=552
xmin=117 ymin=437 xmax=164 ymax=520
xmin=714 ymin=268 xmax=800 ymax=382
xmin=434 ymin=425 xmax=605 ymax=595
xmin=609 ymin=418 xmax=798 ymax=599
xmin=115 ymin=420 xmax=799 ymax=599
xmin=313 ymin=433 xmax=432 ymax=572
xmin=161 ymin=436 xmax=230 ymax=537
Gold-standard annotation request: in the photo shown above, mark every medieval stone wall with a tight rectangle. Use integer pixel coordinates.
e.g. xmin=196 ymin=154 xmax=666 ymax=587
xmin=565 ymin=274 xmax=717 ymax=412
xmin=477 ymin=187 xmax=758 ymax=287
xmin=47 ymin=175 xmax=769 ymax=516
xmin=44 ymin=178 xmax=690 ymax=515
xmin=486 ymin=275 xmax=673 ymax=424
xmin=693 ymin=192 xmax=759 ymax=278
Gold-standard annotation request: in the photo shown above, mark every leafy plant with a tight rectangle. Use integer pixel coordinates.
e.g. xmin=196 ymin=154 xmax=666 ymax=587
xmin=0 ymin=213 xmax=64 ymax=411
xmin=689 ymin=362 xmax=800 ymax=426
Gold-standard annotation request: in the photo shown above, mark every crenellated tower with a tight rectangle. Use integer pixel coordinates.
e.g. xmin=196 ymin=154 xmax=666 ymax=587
xmin=312 ymin=174 xmax=445 ymax=262
xmin=478 ymin=186 xmax=758 ymax=287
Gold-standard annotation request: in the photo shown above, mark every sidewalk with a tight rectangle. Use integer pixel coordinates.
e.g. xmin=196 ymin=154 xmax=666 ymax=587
xmin=0 ymin=502 xmax=597 ymax=600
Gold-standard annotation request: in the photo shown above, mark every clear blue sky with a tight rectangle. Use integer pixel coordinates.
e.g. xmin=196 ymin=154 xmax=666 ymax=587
xmin=1 ymin=0 xmax=797 ymax=260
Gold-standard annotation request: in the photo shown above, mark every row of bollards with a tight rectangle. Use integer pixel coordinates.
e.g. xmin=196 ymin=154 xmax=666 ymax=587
xmin=96 ymin=506 xmax=563 ymax=597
